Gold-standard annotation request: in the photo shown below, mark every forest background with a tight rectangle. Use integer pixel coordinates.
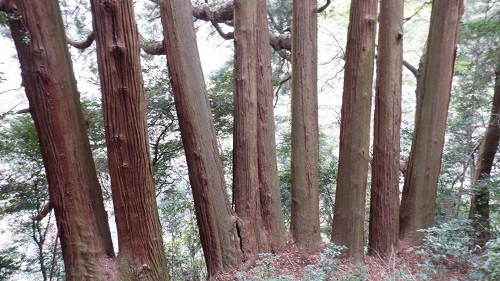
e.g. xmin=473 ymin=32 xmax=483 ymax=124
xmin=0 ymin=0 xmax=499 ymax=280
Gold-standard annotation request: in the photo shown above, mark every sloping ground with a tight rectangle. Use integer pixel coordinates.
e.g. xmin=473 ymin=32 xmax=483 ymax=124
xmin=217 ymin=238 xmax=479 ymax=280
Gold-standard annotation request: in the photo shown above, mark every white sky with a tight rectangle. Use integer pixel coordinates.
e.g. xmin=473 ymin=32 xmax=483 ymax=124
xmin=0 ymin=36 xmax=26 ymax=114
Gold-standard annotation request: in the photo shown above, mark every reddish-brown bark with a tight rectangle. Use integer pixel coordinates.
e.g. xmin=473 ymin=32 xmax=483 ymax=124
xmin=290 ymin=0 xmax=322 ymax=254
xmin=469 ymin=54 xmax=500 ymax=246
xmin=332 ymin=0 xmax=377 ymax=262
xmin=400 ymin=0 xmax=464 ymax=242
xmin=233 ymin=0 xmax=262 ymax=262
xmin=368 ymin=0 xmax=403 ymax=258
xmin=2 ymin=0 xmax=114 ymax=278
xmin=233 ymin=0 xmax=287 ymax=262
xmin=89 ymin=0 xmax=169 ymax=279
xmin=256 ymin=0 xmax=287 ymax=253
xmin=158 ymin=0 xmax=243 ymax=277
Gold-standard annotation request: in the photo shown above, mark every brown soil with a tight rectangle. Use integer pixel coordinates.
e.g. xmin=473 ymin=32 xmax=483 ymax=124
xmin=216 ymin=238 xmax=477 ymax=280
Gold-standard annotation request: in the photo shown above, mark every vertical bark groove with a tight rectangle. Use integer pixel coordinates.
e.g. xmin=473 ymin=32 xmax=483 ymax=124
xmin=400 ymin=0 xmax=464 ymax=242
xmin=368 ymin=0 xmax=403 ymax=258
xmin=3 ymin=0 xmax=114 ymax=278
xmin=89 ymin=0 xmax=169 ymax=279
xmin=158 ymin=0 xmax=243 ymax=277
xmin=332 ymin=0 xmax=377 ymax=262
xmin=469 ymin=53 xmax=500 ymax=246
xmin=290 ymin=0 xmax=321 ymax=254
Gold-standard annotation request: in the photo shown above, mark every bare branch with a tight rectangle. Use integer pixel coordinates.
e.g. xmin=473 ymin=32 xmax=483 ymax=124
xmin=274 ymin=75 xmax=291 ymax=106
xmin=270 ymin=33 xmax=291 ymax=52
xmin=317 ymin=0 xmax=331 ymax=13
xmin=403 ymin=1 xmax=432 ymax=22
xmin=32 ymin=202 xmax=53 ymax=221
xmin=64 ymin=0 xmax=294 ymax=57
xmin=16 ymin=108 xmax=30 ymax=114
xmin=211 ymin=21 xmax=234 ymax=40
xmin=141 ymin=40 xmax=165 ymax=55
xmin=192 ymin=0 xmax=234 ymax=23
xmin=0 ymin=87 xmax=22 ymax=95
xmin=274 ymin=49 xmax=291 ymax=61
xmin=403 ymin=60 xmax=420 ymax=78
xmin=66 ymin=31 xmax=94 ymax=49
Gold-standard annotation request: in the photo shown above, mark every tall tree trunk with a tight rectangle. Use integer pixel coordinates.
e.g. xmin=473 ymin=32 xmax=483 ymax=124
xmin=399 ymin=0 xmax=464 ymax=242
xmin=89 ymin=0 xmax=169 ymax=279
xmin=331 ymin=0 xmax=377 ymax=262
xmin=469 ymin=54 xmax=500 ymax=247
xmin=255 ymin=0 xmax=287 ymax=253
xmin=233 ymin=0 xmax=262 ymax=262
xmin=290 ymin=0 xmax=321 ymax=254
xmin=233 ymin=0 xmax=287 ymax=262
xmin=158 ymin=0 xmax=243 ymax=278
xmin=1 ymin=0 xmax=114 ymax=279
xmin=368 ymin=0 xmax=403 ymax=258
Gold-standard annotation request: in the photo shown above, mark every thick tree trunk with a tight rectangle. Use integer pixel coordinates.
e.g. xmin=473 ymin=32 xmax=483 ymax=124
xmin=233 ymin=0 xmax=287 ymax=262
xmin=400 ymin=0 xmax=463 ymax=242
xmin=158 ymin=0 xmax=243 ymax=278
xmin=368 ymin=0 xmax=403 ymax=258
xmin=255 ymin=0 xmax=287 ymax=253
xmin=331 ymin=0 xmax=377 ymax=262
xmin=469 ymin=54 xmax=500 ymax=247
xmin=89 ymin=0 xmax=169 ymax=279
xmin=1 ymin=0 xmax=114 ymax=279
xmin=233 ymin=0 xmax=262 ymax=262
xmin=290 ymin=0 xmax=322 ymax=254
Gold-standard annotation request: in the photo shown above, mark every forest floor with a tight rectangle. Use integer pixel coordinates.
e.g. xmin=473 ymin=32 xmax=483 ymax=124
xmin=216 ymin=238 xmax=478 ymax=280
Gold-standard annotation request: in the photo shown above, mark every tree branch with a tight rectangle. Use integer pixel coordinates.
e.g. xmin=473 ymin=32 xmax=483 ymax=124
xmin=141 ymin=40 xmax=165 ymax=55
xmin=66 ymin=31 xmax=95 ymax=49
xmin=16 ymin=108 xmax=30 ymax=114
xmin=65 ymin=0 xmax=294 ymax=57
xmin=192 ymin=0 xmax=234 ymax=23
xmin=317 ymin=0 xmax=331 ymax=13
xmin=269 ymin=33 xmax=291 ymax=51
xmin=32 ymin=202 xmax=53 ymax=221
xmin=403 ymin=60 xmax=420 ymax=78
xmin=211 ymin=21 xmax=234 ymax=40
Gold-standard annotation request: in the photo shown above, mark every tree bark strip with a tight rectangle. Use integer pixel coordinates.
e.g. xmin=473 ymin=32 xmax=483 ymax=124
xmin=332 ymin=0 xmax=377 ymax=262
xmin=469 ymin=52 xmax=500 ymax=246
xmin=158 ymin=0 xmax=243 ymax=277
xmin=1 ymin=0 xmax=114 ymax=278
xmin=89 ymin=0 xmax=169 ymax=279
xmin=255 ymin=0 xmax=287 ymax=253
xmin=290 ymin=0 xmax=322 ymax=254
xmin=400 ymin=0 xmax=464 ymax=242
xmin=369 ymin=0 xmax=403 ymax=258
xmin=233 ymin=0 xmax=264 ymax=262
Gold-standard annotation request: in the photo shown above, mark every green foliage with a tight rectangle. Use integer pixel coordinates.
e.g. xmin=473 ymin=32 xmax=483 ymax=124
xmin=0 ymin=12 xmax=7 ymax=24
xmin=438 ymin=0 xmax=500 ymax=222
xmin=234 ymin=245 xmax=370 ymax=281
xmin=207 ymin=59 xmax=234 ymax=138
xmin=477 ymin=237 xmax=500 ymax=278
xmin=0 ymin=247 xmax=20 ymax=281
xmin=303 ymin=244 xmax=345 ymax=280
xmin=141 ymin=59 xmax=207 ymax=280
xmin=277 ymin=130 xmax=338 ymax=233
xmin=267 ymin=0 xmax=292 ymax=34
xmin=416 ymin=219 xmax=477 ymax=278
xmin=0 ymin=112 xmax=59 ymax=280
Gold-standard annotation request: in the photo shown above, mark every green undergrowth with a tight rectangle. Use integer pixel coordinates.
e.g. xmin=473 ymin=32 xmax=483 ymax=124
xmin=232 ymin=220 xmax=500 ymax=280
xmin=234 ymin=244 xmax=368 ymax=281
